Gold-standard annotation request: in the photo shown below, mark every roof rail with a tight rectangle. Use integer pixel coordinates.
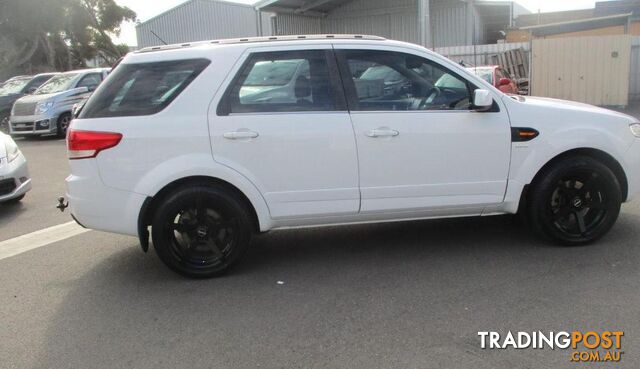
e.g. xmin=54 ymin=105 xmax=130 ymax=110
xmin=137 ymin=34 xmax=386 ymax=53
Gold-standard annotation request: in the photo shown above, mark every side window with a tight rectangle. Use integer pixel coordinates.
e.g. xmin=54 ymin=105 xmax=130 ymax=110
xmin=219 ymin=50 xmax=339 ymax=114
xmin=79 ymin=59 xmax=210 ymax=118
xmin=77 ymin=73 xmax=103 ymax=91
xmin=339 ymin=50 xmax=474 ymax=111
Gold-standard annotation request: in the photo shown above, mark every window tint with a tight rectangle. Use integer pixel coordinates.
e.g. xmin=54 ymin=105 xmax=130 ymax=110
xmin=77 ymin=73 xmax=102 ymax=91
xmin=220 ymin=50 xmax=338 ymax=114
xmin=80 ymin=59 xmax=210 ymax=118
xmin=340 ymin=50 xmax=474 ymax=111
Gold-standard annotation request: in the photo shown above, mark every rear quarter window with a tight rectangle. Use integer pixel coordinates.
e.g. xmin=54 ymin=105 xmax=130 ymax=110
xmin=80 ymin=59 xmax=210 ymax=118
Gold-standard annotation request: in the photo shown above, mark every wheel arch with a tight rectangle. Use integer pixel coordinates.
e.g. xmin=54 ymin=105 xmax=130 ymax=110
xmin=519 ymin=147 xmax=629 ymax=210
xmin=140 ymin=175 xmax=263 ymax=232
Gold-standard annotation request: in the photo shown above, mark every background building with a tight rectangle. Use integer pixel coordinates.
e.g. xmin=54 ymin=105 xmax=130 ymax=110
xmin=256 ymin=0 xmax=529 ymax=48
xmin=507 ymin=0 xmax=640 ymax=42
xmin=136 ymin=0 xmax=529 ymax=49
xmin=136 ymin=0 xmax=272 ymax=48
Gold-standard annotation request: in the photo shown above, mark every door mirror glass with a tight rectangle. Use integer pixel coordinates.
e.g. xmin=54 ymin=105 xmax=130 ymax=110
xmin=473 ymin=89 xmax=493 ymax=111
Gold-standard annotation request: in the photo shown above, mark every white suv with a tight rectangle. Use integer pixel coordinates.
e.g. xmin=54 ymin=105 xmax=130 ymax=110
xmin=66 ymin=35 xmax=640 ymax=278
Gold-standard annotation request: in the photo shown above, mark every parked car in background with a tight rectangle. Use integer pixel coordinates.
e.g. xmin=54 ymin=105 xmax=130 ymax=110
xmin=467 ymin=66 xmax=518 ymax=94
xmin=0 ymin=73 xmax=58 ymax=133
xmin=0 ymin=131 xmax=30 ymax=203
xmin=65 ymin=35 xmax=640 ymax=278
xmin=9 ymin=68 xmax=109 ymax=137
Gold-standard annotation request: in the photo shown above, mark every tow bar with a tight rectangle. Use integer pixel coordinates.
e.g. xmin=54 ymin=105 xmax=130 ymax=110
xmin=56 ymin=196 xmax=69 ymax=212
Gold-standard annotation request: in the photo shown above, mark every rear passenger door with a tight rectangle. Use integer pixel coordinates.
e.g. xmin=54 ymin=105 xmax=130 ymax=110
xmin=211 ymin=46 xmax=360 ymax=219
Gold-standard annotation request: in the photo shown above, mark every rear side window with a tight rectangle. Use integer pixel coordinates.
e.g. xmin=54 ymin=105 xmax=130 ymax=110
xmin=217 ymin=50 xmax=343 ymax=115
xmin=80 ymin=59 xmax=210 ymax=118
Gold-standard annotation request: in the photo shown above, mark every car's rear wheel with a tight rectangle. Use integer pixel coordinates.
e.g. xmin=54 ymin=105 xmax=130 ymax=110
xmin=56 ymin=113 xmax=71 ymax=138
xmin=527 ymin=156 xmax=621 ymax=245
xmin=151 ymin=185 xmax=252 ymax=278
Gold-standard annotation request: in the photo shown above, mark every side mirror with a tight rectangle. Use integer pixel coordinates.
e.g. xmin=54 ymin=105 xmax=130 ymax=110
xmin=498 ymin=78 xmax=511 ymax=87
xmin=27 ymin=87 xmax=38 ymax=94
xmin=473 ymin=89 xmax=493 ymax=111
xmin=86 ymin=85 xmax=98 ymax=92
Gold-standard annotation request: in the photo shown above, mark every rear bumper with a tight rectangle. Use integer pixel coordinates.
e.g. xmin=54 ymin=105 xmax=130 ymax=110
xmin=65 ymin=159 xmax=145 ymax=236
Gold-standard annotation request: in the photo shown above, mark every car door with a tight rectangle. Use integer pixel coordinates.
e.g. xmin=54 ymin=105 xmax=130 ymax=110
xmin=334 ymin=47 xmax=511 ymax=215
xmin=211 ymin=46 xmax=360 ymax=219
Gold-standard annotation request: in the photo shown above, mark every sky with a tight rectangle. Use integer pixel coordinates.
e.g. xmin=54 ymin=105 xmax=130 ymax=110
xmin=113 ymin=0 xmax=601 ymax=46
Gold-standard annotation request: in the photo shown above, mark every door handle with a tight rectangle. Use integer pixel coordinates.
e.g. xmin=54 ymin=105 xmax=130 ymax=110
xmin=365 ymin=128 xmax=399 ymax=138
xmin=223 ymin=130 xmax=259 ymax=140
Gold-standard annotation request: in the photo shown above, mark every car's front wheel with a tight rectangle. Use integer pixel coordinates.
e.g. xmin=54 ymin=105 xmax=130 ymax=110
xmin=56 ymin=113 xmax=72 ymax=138
xmin=527 ymin=155 xmax=622 ymax=245
xmin=151 ymin=185 xmax=253 ymax=278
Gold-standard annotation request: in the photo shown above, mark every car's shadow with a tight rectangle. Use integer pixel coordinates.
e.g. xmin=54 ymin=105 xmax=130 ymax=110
xmin=0 ymin=199 xmax=27 ymax=226
xmin=31 ymin=212 xmax=640 ymax=368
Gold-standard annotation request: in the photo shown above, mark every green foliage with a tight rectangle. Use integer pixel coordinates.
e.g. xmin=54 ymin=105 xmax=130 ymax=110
xmin=0 ymin=0 xmax=136 ymax=79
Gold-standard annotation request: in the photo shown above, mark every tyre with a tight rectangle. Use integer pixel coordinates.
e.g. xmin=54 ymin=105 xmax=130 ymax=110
xmin=151 ymin=185 xmax=253 ymax=278
xmin=56 ymin=113 xmax=72 ymax=138
xmin=527 ymin=155 xmax=621 ymax=245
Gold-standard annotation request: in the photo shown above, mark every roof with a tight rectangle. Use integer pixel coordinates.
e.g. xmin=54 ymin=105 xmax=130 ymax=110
xmin=137 ymin=34 xmax=386 ymax=53
xmin=595 ymin=0 xmax=640 ymax=17
xmin=137 ymin=0 xmax=256 ymax=27
xmin=519 ymin=12 xmax=632 ymax=36
xmin=254 ymin=0 xmax=352 ymax=16
xmin=62 ymin=68 xmax=111 ymax=75
xmin=516 ymin=9 xmax=596 ymax=28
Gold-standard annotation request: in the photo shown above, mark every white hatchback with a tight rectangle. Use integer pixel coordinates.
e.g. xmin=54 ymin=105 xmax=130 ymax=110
xmin=66 ymin=35 xmax=640 ymax=278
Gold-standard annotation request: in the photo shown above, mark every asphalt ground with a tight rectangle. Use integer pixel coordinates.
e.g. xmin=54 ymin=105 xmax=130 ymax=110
xmin=1 ymin=106 xmax=639 ymax=368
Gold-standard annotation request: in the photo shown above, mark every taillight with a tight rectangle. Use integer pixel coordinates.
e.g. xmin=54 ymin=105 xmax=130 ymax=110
xmin=67 ymin=129 xmax=123 ymax=160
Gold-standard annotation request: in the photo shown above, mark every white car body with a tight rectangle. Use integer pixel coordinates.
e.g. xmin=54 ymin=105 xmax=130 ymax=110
xmin=0 ymin=133 xmax=31 ymax=202
xmin=65 ymin=36 xmax=640 ymax=240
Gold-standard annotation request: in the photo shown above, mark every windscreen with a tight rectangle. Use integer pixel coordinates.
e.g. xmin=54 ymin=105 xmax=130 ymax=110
xmin=80 ymin=58 xmax=210 ymax=118
xmin=0 ymin=78 xmax=30 ymax=96
xmin=35 ymin=73 xmax=79 ymax=95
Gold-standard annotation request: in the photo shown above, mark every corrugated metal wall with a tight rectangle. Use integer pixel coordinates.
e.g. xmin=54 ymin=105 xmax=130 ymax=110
xmin=136 ymin=0 xmax=271 ymax=48
xmin=631 ymin=37 xmax=640 ymax=100
xmin=430 ymin=0 xmax=470 ymax=48
xmin=531 ymin=35 xmax=632 ymax=106
xmin=270 ymin=0 xmax=485 ymax=48
xmin=271 ymin=0 xmax=419 ymax=45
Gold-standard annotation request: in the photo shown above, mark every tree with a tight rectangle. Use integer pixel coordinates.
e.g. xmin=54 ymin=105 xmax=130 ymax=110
xmin=0 ymin=0 xmax=136 ymax=79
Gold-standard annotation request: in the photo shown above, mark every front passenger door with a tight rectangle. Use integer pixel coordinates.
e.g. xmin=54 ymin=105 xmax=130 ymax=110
xmin=336 ymin=48 xmax=511 ymax=215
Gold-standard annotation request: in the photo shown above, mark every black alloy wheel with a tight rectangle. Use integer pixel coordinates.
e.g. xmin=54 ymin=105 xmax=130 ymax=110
xmin=528 ymin=156 xmax=621 ymax=245
xmin=152 ymin=185 xmax=252 ymax=278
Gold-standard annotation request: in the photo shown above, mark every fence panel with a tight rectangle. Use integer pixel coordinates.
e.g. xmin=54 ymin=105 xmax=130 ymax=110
xmin=531 ymin=35 xmax=631 ymax=106
xmin=631 ymin=37 xmax=640 ymax=101
xmin=434 ymin=42 xmax=530 ymax=67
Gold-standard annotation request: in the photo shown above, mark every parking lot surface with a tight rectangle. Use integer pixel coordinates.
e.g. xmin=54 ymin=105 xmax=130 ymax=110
xmin=1 ymin=121 xmax=639 ymax=368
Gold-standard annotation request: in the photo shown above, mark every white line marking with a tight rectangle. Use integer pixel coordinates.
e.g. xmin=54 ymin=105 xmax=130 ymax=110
xmin=0 ymin=221 xmax=90 ymax=261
